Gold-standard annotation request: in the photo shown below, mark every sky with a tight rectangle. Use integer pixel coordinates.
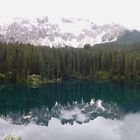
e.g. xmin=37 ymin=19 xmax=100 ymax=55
xmin=0 ymin=0 xmax=140 ymax=29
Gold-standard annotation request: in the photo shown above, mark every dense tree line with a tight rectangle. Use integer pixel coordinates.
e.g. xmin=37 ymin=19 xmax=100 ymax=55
xmin=0 ymin=42 xmax=140 ymax=84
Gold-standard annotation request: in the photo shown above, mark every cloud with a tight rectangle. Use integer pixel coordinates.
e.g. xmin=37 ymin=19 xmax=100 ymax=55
xmin=0 ymin=113 xmax=140 ymax=140
xmin=119 ymin=113 xmax=140 ymax=140
xmin=0 ymin=0 xmax=140 ymax=29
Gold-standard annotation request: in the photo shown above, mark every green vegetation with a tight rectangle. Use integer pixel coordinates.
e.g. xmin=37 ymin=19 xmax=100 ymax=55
xmin=0 ymin=72 xmax=14 ymax=83
xmin=0 ymin=42 xmax=140 ymax=84
xmin=3 ymin=134 xmax=21 ymax=140
xmin=25 ymin=74 xmax=61 ymax=87
xmin=0 ymin=73 xmax=6 ymax=83
xmin=26 ymin=74 xmax=43 ymax=87
xmin=95 ymin=71 xmax=112 ymax=80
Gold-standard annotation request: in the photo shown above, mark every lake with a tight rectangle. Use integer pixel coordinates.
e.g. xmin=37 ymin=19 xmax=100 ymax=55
xmin=0 ymin=80 xmax=140 ymax=140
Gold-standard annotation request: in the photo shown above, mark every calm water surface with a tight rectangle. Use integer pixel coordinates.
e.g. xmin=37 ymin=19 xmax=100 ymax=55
xmin=0 ymin=80 xmax=140 ymax=140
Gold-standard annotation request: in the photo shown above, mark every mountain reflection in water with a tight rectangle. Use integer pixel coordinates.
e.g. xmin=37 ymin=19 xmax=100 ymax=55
xmin=2 ymin=99 xmax=123 ymax=126
xmin=0 ymin=80 xmax=140 ymax=140
xmin=0 ymin=113 xmax=140 ymax=140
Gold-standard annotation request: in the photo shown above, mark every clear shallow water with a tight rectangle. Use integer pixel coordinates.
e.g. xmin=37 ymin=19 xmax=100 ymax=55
xmin=0 ymin=80 xmax=140 ymax=140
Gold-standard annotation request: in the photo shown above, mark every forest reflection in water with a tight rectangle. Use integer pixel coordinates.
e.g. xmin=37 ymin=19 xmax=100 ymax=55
xmin=0 ymin=80 xmax=140 ymax=140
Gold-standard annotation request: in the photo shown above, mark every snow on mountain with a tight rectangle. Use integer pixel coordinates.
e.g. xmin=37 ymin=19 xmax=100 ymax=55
xmin=0 ymin=17 xmax=126 ymax=47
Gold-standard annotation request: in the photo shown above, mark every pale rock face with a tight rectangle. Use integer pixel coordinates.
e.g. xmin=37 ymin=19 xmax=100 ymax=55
xmin=0 ymin=17 xmax=126 ymax=47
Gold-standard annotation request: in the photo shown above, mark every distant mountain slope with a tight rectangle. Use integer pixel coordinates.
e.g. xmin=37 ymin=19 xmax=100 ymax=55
xmin=117 ymin=30 xmax=140 ymax=44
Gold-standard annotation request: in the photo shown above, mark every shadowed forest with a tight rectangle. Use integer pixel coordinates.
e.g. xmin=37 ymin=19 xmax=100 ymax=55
xmin=0 ymin=42 xmax=140 ymax=84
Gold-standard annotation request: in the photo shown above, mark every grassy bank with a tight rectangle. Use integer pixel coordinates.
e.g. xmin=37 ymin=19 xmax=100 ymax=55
xmin=0 ymin=71 xmax=139 ymax=87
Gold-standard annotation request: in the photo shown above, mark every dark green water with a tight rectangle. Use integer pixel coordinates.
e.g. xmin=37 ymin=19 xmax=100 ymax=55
xmin=0 ymin=80 xmax=140 ymax=140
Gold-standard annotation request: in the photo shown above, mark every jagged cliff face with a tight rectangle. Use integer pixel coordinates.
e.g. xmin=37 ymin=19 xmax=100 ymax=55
xmin=0 ymin=17 xmax=126 ymax=47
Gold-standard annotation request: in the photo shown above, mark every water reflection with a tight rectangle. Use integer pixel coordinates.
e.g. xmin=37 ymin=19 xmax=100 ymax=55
xmin=3 ymin=99 xmax=123 ymax=126
xmin=0 ymin=80 xmax=140 ymax=115
xmin=0 ymin=113 xmax=140 ymax=140
xmin=0 ymin=80 xmax=140 ymax=139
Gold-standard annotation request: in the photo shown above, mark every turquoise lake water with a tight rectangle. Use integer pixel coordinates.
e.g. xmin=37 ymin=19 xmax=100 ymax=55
xmin=0 ymin=80 xmax=140 ymax=140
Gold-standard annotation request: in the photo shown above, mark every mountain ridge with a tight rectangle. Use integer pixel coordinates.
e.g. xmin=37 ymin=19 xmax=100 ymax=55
xmin=0 ymin=16 xmax=140 ymax=47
